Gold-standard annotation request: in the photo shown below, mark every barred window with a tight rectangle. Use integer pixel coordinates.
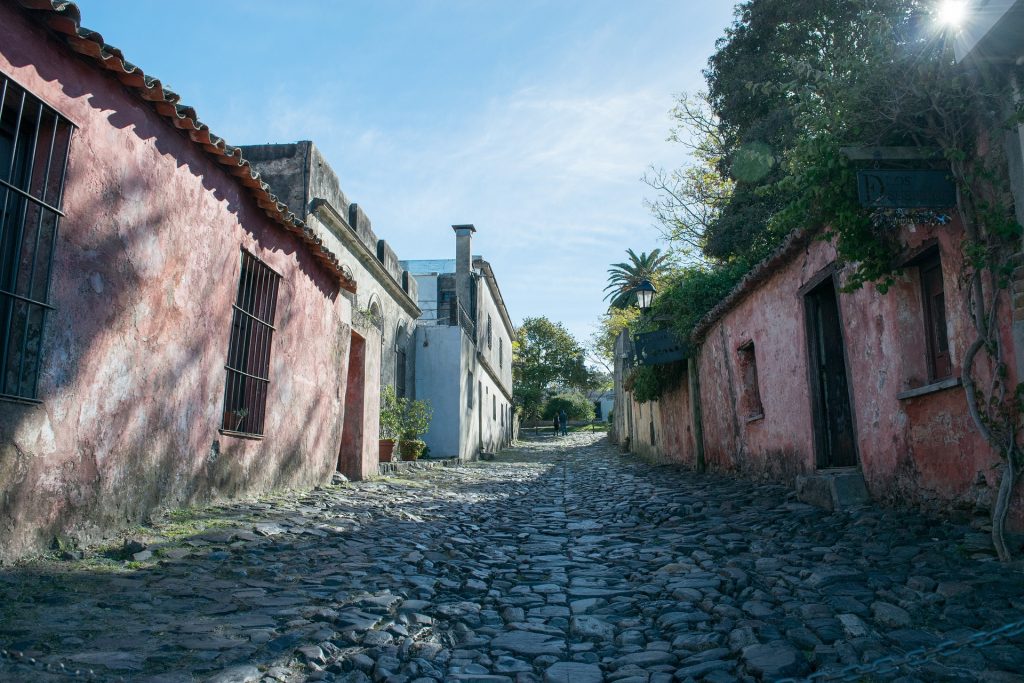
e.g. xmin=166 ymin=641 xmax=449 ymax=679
xmin=0 ymin=74 xmax=74 ymax=402
xmin=222 ymin=249 xmax=281 ymax=436
xmin=919 ymin=251 xmax=951 ymax=381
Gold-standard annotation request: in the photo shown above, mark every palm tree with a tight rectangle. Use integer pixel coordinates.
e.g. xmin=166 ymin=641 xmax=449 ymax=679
xmin=603 ymin=248 xmax=671 ymax=309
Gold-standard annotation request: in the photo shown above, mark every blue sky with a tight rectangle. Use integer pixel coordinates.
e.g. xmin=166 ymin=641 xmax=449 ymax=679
xmin=79 ymin=0 xmax=737 ymax=344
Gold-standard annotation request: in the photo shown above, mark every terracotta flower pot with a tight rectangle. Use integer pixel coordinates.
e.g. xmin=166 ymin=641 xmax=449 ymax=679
xmin=399 ymin=439 xmax=426 ymax=461
xmin=378 ymin=439 xmax=396 ymax=463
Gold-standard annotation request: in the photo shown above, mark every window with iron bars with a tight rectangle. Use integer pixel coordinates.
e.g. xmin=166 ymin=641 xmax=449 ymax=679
xmin=0 ymin=74 xmax=74 ymax=403
xmin=221 ymin=249 xmax=281 ymax=436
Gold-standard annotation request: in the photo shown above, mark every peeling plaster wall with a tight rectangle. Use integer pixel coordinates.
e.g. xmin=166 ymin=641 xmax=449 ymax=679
xmin=658 ymin=380 xmax=696 ymax=467
xmin=610 ymin=330 xmax=633 ymax=447
xmin=693 ymin=222 xmax=1022 ymax=529
xmin=627 ymin=399 xmax=661 ymax=461
xmin=0 ymin=8 xmax=354 ymax=561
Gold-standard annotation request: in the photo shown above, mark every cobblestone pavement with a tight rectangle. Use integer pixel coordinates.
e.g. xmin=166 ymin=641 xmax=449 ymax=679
xmin=2 ymin=432 xmax=1023 ymax=683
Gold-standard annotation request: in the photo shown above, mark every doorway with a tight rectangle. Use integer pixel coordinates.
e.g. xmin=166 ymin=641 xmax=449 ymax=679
xmin=804 ymin=275 xmax=858 ymax=469
xmin=338 ymin=331 xmax=366 ymax=479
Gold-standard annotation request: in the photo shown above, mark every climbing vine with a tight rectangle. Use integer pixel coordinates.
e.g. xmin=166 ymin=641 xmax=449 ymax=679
xmin=766 ymin=9 xmax=1024 ymax=559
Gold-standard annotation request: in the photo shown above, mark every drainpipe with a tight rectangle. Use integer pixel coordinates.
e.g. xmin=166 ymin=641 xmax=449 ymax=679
xmin=688 ymin=351 xmax=706 ymax=473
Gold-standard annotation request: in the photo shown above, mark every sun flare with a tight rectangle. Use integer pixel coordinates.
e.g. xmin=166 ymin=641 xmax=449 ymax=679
xmin=936 ymin=0 xmax=968 ymax=27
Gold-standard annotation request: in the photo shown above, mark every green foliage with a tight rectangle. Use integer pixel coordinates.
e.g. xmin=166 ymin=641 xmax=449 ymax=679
xmin=400 ymin=398 xmax=433 ymax=440
xmin=513 ymin=317 xmax=596 ymax=420
xmin=603 ymin=249 xmax=673 ymax=309
xmin=541 ymin=392 xmax=596 ymax=422
xmin=398 ymin=439 xmax=426 ymax=460
xmin=380 ymin=385 xmax=433 ymax=440
xmin=698 ymin=0 xmax=1024 ymax=559
xmin=590 ymin=307 xmax=639 ymax=372
xmin=649 ymin=262 xmax=753 ymax=341
xmin=379 ymin=385 xmax=402 ymax=440
xmin=627 ymin=362 xmax=686 ymax=404
xmin=643 ymin=92 xmax=734 ymax=259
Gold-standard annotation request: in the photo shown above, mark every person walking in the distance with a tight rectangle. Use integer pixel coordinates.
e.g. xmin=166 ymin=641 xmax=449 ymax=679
xmin=559 ymin=408 xmax=568 ymax=436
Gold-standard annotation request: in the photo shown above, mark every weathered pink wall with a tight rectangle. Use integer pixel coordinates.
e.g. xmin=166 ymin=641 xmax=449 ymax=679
xmin=0 ymin=6 xmax=357 ymax=561
xmin=692 ymin=222 xmax=1023 ymax=530
xmin=338 ymin=328 xmax=381 ymax=480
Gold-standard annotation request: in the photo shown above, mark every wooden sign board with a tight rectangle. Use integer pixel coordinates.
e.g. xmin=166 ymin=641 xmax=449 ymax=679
xmin=856 ymin=170 xmax=956 ymax=209
xmin=635 ymin=330 xmax=688 ymax=366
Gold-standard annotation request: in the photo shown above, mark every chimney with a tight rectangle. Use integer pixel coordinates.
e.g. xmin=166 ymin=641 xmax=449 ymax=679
xmin=452 ymin=224 xmax=476 ymax=317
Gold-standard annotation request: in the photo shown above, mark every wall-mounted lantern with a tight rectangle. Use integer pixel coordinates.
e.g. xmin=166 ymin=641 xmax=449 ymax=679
xmin=635 ymin=278 xmax=656 ymax=312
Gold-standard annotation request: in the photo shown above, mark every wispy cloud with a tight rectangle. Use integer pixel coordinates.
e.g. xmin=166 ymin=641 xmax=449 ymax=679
xmin=191 ymin=2 xmax=732 ymax=341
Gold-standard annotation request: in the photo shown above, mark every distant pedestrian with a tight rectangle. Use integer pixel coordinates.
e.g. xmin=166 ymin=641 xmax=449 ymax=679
xmin=553 ymin=415 xmax=559 ymax=436
xmin=559 ymin=409 xmax=568 ymax=436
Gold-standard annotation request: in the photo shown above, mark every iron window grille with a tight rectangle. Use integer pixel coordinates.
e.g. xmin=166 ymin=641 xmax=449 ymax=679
xmin=0 ymin=74 xmax=74 ymax=403
xmin=221 ymin=249 xmax=281 ymax=437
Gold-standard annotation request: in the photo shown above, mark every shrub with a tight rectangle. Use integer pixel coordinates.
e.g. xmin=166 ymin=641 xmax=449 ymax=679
xmin=380 ymin=385 xmax=402 ymax=440
xmin=542 ymin=392 xmax=595 ymax=421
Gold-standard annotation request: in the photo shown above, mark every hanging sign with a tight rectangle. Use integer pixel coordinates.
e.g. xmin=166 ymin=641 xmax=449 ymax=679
xmin=634 ymin=330 xmax=688 ymax=366
xmin=856 ymin=170 xmax=957 ymax=209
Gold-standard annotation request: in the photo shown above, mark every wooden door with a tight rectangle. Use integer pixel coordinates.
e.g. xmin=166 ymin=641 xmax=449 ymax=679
xmin=805 ymin=277 xmax=858 ymax=468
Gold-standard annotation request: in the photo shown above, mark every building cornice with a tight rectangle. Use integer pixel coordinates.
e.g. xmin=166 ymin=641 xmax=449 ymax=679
xmin=311 ymin=199 xmax=421 ymax=318
xmin=473 ymin=258 xmax=515 ymax=338
xmin=476 ymin=351 xmax=513 ymax=402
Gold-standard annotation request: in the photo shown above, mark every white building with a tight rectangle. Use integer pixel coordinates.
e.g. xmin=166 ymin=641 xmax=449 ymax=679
xmin=401 ymin=226 xmax=515 ymax=459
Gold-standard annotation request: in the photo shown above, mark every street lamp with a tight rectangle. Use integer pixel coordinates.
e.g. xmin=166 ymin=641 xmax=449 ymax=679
xmin=635 ymin=278 xmax=656 ymax=312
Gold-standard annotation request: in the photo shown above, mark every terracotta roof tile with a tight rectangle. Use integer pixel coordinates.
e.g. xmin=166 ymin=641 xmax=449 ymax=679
xmin=690 ymin=227 xmax=818 ymax=342
xmin=14 ymin=0 xmax=357 ymax=292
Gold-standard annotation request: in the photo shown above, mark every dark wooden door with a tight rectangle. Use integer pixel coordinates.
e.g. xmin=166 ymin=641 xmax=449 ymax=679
xmin=805 ymin=277 xmax=858 ymax=468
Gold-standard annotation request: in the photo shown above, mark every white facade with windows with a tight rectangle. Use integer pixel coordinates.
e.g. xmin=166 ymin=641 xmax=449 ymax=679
xmin=402 ymin=226 xmax=515 ymax=460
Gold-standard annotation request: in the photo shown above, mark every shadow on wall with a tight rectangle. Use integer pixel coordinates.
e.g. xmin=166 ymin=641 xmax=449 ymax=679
xmin=0 ymin=34 xmax=348 ymax=557
xmin=4 ymin=26 xmax=340 ymax=300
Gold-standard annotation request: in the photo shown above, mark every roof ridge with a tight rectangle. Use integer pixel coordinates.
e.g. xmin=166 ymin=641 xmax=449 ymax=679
xmin=13 ymin=0 xmax=356 ymax=290
xmin=690 ymin=227 xmax=819 ymax=343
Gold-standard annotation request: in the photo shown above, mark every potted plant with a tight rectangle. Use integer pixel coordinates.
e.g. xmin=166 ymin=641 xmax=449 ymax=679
xmin=398 ymin=397 xmax=432 ymax=461
xmin=379 ymin=385 xmax=401 ymax=463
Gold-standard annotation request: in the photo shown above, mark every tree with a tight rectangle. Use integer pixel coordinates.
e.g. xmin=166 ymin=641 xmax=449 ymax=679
xmin=588 ymin=307 xmax=639 ymax=375
xmin=642 ymin=93 xmax=734 ymax=261
xmin=513 ymin=317 xmax=596 ymax=420
xmin=602 ymin=249 xmax=672 ymax=309
xmin=542 ymin=392 xmax=595 ymax=422
xmin=703 ymin=0 xmax=1022 ymax=559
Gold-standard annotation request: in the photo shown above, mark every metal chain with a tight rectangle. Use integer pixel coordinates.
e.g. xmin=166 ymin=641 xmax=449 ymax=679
xmin=0 ymin=647 xmax=123 ymax=681
xmin=777 ymin=616 xmax=1024 ymax=683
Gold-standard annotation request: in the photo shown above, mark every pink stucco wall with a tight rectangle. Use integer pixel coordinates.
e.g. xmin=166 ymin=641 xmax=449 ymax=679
xmin=693 ymin=222 xmax=1023 ymax=529
xmin=0 ymin=6 xmax=360 ymax=561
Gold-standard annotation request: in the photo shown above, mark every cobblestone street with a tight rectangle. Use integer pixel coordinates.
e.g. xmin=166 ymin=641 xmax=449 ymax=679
xmin=2 ymin=433 xmax=1023 ymax=683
